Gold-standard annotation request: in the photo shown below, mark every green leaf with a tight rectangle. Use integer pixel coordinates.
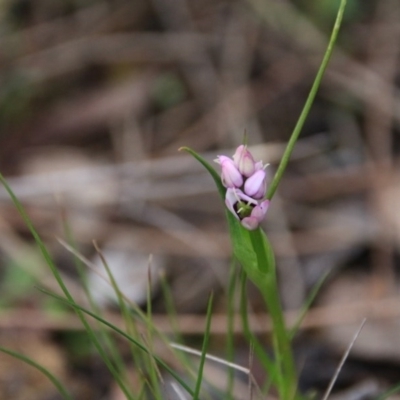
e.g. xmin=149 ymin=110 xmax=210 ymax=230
xmin=227 ymin=213 xmax=277 ymax=280
xmin=179 ymin=147 xmax=226 ymax=199
xmin=226 ymin=212 xmax=257 ymax=272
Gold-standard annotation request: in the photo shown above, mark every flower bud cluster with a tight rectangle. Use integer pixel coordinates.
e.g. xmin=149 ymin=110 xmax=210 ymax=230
xmin=215 ymin=145 xmax=270 ymax=230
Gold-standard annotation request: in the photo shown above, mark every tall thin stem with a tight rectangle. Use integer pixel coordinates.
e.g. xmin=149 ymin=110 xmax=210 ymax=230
xmin=250 ymin=230 xmax=298 ymax=400
xmin=267 ymin=0 xmax=347 ymax=200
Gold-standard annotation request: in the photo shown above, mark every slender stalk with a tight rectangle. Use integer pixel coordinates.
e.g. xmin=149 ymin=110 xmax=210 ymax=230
xmin=262 ymin=277 xmax=297 ymax=399
xmin=0 ymin=346 xmax=72 ymax=400
xmin=267 ymin=0 xmax=347 ymax=200
xmin=250 ymin=230 xmax=297 ymax=400
xmin=62 ymin=220 xmax=127 ymax=382
xmin=239 ymin=270 xmax=278 ymax=390
xmin=226 ymin=261 xmax=238 ymax=400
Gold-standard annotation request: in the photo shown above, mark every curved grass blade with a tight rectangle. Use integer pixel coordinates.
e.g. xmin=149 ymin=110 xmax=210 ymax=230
xmin=321 ymin=318 xmax=366 ymax=400
xmin=0 ymin=174 xmax=69 ymax=295
xmin=61 ymin=238 xmax=201 ymax=393
xmin=289 ymin=269 xmax=330 ymax=339
xmin=62 ymin=224 xmax=128 ymax=385
xmin=193 ymin=292 xmax=214 ymax=400
xmin=0 ymin=346 xmax=72 ymax=400
xmin=37 ymin=287 xmax=195 ymax=397
xmin=377 ymin=383 xmax=400 ymax=400
xmin=0 ymin=173 xmax=135 ymax=399
xmin=226 ymin=260 xmax=238 ymax=400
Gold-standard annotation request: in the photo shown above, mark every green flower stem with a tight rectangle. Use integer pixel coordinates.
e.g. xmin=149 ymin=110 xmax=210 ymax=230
xmin=250 ymin=229 xmax=297 ymax=400
xmin=239 ymin=270 xmax=278 ymax=388
xmin=266 ymin=0 xmax=347 ymax=200
xmin=262 ymin=276 xmax=297 ymax=400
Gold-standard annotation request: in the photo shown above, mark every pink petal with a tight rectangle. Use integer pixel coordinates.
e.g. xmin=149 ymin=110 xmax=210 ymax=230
xmin=225 ymin=189 xmax=239 ymax=219
xmin=233 ymin=145 xmax=256 ymax=177
xmin=241 ymin=217 xmax=259 ymax=230
xmin=244 ymin=170 xmax=266 ymax=197
xmin=221 ymin=158 xmax=243 ymax=188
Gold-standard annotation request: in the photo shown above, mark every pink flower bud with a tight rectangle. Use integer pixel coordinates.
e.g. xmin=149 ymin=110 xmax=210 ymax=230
xmin=225 ymin=189 xmax=269 ymax=230
xmin=241 ymin=200 xmax=270 ymax=230
xmin=215 ymin=156 xmax=243 ymax=188
xmin=216 ymin=146 xmax=270 ymax=230
xmin=241 ymin=217 xmax=259 ymax=230
xmin=244 ymin=169 xmax=266 ymax=199
xmin=232 ymin=145 xmax=256 ymax=177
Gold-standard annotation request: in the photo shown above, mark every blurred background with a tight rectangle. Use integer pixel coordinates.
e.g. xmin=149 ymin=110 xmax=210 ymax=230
xmin=0 ymin=0 xmax=399 ymax=398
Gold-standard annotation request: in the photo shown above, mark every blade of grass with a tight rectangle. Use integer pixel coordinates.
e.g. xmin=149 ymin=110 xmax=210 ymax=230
xmin=159 ymin=272 xmax=185 ymax=344
xmin=377 ymin=383 xmax=400 ymax=400
xmin=140 ymin=333 xmax=164 ymax=400
xmin=266 ymin=0 xmax=347 ymax=200
xmin=0 ymin=346 xmax=72 ymax=400
xmin=289 ymin=269 xmax=331 ymax=339
xmin=62 ymin=218 xmax=127 ymax=385
xmin=0 ymin=174 xmax=69 ymax=299
xmin=137 ymin=383 xmax=146 ymax=400
xmin=171 ymin=343 xmax=264 ymax=400
xmin=158 ymin=272 xmax=204 ymax=392
xmin=60 ymin=208 xmax=90 ymax=293
xmin=193 ymin=292 xmax=214 ymax=400
xmin=93 ymin=240 xmax=148 ymax=395
xmin=61 ymin=238 xmax=199 ymax=388
xmin=226 ymin=259 xmax=238 ymax=400
xmin=144 ymin=255 xmax=164 ymax=400
xmin=0 ymin=173 xmax=134 ymax=399
xmin=248 ymin=343 xmax=254 ymax=400
xmin=321 ymin=318 xmax=367 ymax=400
xmin=94 ymin=243 xmax=170 ymax=399
xmin=37 ymin=286 xmax=196 ymax=397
